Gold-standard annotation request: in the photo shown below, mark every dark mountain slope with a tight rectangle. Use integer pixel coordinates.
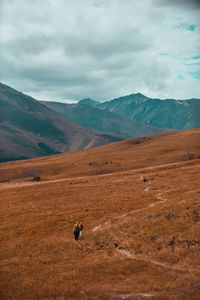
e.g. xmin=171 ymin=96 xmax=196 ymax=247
xmin=98 ymin=93 xmax=200 ymax=130
xmin=0 ymin=83 xmax=122 ymax=162
xmin=41 ymin=101 xmax=170 ymax=138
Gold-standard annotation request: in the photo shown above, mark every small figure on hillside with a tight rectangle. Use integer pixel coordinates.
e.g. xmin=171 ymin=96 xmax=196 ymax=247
xmin=167 ymin=236 xmax=176 ymax=252
xmin=140 ymin=176 xmax=148 ymax=183
xmin=79 ymin=221 xmax=83 ymax=237
xmin=143 ymin=177 xmax=148 ymax=183
xmin=73 ymin=223 xmax=80 ymax=241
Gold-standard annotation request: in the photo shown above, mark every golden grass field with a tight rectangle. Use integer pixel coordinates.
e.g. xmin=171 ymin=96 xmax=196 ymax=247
xmin=0 ymin=129 xmax=200 ymax=299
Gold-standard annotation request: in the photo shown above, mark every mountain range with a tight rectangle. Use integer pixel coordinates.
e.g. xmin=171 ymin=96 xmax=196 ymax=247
xmin=41 ymin=101 xmax=168 ymax=138
xmin=1 ymin=82 xmax=200 ymax=163
xmin=94 ymin=93 xmax=200 ymax=130
xmin=42 ymin=93 xmax=200 ymax=139
xmin=0 ymin=83 xmax=122 ymax=162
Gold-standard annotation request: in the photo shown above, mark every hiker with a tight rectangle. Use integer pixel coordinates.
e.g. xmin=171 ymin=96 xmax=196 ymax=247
xmin=167 ymin=236 xmax=176 ymax=252
xmin=73 ymin=223 xmax=80 ymax=241
xmin=79 ymin=221 xmax=83 ymax=237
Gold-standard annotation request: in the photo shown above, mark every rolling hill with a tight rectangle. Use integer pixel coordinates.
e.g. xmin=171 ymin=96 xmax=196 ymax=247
xmin=1 ymin=128 xmax=199 ymax=181
xmin=0 ymin=129 xmax=200 ymax=299
xmin=0 ymin=82 xmax=123 ymax=162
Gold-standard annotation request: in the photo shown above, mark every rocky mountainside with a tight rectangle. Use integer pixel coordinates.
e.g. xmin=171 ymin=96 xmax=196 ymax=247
xmin=41 ymin=101 xmax=170 ymax=138
xmin=0 ymin=83 xmax=122 ymax=162
xmin=97 ymin=93 xmax=200 ymax=130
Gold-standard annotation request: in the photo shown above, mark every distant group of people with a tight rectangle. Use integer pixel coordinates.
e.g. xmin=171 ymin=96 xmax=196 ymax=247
xmin=73 ymin=222 xmax=83 ymax=241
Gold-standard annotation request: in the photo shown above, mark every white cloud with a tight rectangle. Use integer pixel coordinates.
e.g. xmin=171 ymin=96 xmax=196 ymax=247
xmin=0 ymin=0 xmax=200 ymax=102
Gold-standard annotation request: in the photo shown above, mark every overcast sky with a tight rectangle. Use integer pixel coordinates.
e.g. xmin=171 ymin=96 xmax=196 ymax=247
xmin=0 ymin=0 xmax=200 ymax=102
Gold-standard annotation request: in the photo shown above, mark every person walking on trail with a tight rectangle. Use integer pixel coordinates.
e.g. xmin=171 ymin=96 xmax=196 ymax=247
xmin=73 ymin=223 xmax=80 ymax=241
xmin=79 ymin=221 xmax=83 ymax=237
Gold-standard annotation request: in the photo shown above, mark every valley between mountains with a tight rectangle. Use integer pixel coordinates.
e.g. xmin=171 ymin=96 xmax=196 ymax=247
xmin=0 ymin=129 xmax=200 ymax=299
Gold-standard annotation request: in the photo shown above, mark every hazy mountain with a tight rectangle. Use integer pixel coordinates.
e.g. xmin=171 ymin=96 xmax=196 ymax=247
xmin=97 ymin=93 xmax=200 ymax=130
xmin=0 ymin=83 xmax=123 ymax=162
xmin=78 ymin=98 xmax=100 ymax=107
xmin=41 ymin=101 xmax=170 ymax=138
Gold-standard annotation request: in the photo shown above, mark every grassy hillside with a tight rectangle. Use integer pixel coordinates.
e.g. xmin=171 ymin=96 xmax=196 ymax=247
xmin=1 ymin=129 xmax=199 ymax=181
xmin=0 ymin=129 xmax=200 ymax=299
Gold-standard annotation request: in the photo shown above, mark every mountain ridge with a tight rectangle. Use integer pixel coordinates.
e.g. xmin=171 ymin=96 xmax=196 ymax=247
xmin=41 ymin=100 xmax=171 ymax=138
xmin=97 ymin=93 xmax=200 ymax=129
xmin=0 ymin=82 xmax=123 ymax=162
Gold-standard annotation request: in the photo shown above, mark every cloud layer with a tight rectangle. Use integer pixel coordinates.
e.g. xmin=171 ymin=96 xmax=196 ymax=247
xmin=0 ymin=0 xmax=200 ymax=102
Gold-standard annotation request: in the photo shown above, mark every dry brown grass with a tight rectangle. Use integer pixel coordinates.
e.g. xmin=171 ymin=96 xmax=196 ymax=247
xmin=0 ymin=129 xmax=200 ymax=299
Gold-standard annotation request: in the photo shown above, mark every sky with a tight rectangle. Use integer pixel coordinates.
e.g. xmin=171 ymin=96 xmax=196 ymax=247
xmin=0 ymin=0 xmax=200 ymax=103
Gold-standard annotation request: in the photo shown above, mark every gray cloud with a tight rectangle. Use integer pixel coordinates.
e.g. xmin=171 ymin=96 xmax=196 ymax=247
xmin=154 ymin=0 xmax=200 ymax=9
xmin=0 ymin=0 xmax=200 ymax=102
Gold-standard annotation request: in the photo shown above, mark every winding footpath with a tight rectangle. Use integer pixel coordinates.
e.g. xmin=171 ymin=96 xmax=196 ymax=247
xmin=116 ymin=249 xmax=200 ymax=273
xmin=92 ymin=191 xmax=169 ymax=233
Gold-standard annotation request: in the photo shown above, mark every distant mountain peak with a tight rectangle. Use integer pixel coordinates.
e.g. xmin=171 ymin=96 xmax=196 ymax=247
xmin=79 ymin=98 xmax=98 ymax=103
xmin=125 ymin=92 xmax=146 ymax=99
xmin=79 ymin=97 xmax=93 ymax=101
xmin=110 ymin=93 xmax=147 ymax=104
xmin=98 ymin=92 xmax=200 ymax=130
xmin=78 ymin=98 xmax=100 ymax=107
xmin=135 ymin=92 xmax=145 ymax=97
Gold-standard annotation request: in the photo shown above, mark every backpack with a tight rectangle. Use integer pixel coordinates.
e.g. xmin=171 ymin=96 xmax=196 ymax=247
xmin=74 ymin=226 xmax=79 ymax=233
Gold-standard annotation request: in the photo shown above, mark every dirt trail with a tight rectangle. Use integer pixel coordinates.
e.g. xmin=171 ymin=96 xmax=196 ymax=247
xmin=0 ymin=178 xmax=69 ymax=189
xmin=93 ymin=187 xmax=199 ymax=233
xmin=92 ymin=187 xmax=199 ymax=233
xmin=114 ymin=290 xmax=163 ymax=299
xmin=149 ymin=192 xmax=168 ymax=207
xmin=116 ymin=249 xmax=200 ymax=273
xmin=116 ymin=292 xmax=156 ymax=299
xmin=84 ymin=136 xmax=98 ymax=150
xmin=92 ymin=191 xmax=168 ymax=233
xmin=1 ymin=158 xmax=199 ymax=190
